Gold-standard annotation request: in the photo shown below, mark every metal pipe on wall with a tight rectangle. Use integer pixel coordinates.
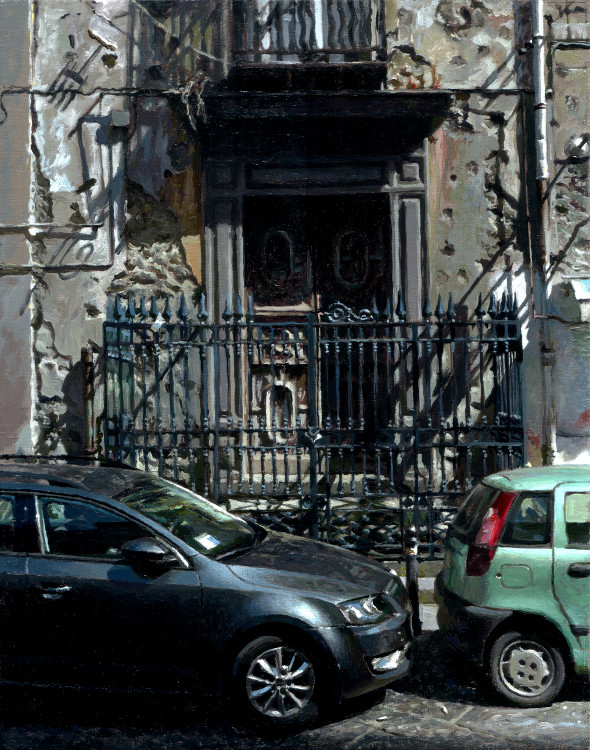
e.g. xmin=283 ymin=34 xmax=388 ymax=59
xmin=530 ymin=0 xmax=556 ymax=464
xmin=531 ymin=0 xmax=549 ymax=182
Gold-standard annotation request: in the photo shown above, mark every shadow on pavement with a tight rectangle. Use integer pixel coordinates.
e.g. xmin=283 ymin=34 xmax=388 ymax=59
xmin=0 ymin=631 xmax=587 ymax=748
xmin=394 ymin=630 xmax=590 ymax=707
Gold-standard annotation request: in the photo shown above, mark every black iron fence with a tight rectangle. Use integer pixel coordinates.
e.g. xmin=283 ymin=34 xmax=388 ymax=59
xmin=104 ymin=293 xmax=523 ymax=559
xmin=233 ymin=0 xmax=386 ymax=63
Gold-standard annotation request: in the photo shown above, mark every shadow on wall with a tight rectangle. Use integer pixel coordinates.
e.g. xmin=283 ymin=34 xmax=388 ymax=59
xmin=59 ymin=360 xmax=88 ymax=455
xmin=548 ymin=282 xmax=590 ymax=462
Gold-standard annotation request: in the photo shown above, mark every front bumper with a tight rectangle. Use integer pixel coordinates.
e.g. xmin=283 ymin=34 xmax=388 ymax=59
xmin=322 ymin=608 xmax=413 ymax=701
xmin=435 ymin=572 xmax=512 ymax=664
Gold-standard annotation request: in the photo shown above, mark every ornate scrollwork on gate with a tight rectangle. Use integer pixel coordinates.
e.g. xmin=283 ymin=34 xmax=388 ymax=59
xmin=322 ymin=302 xmax=376 ymax=323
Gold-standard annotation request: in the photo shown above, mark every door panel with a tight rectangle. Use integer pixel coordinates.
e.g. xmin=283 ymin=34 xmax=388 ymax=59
xmin=0 ymin=494 xmax=38 ymax=678
xmin=244 ymin=197 xmax=312 ymax=307
xmin=313 ymin=195 xmax=391 ymax=310
xmin=27 ymin=556 xmax=203 ymax=689
xmin=553 ymin=485 xmax=590 ymax=645
xmin=26 ymin=496 xmax=203 ymax=690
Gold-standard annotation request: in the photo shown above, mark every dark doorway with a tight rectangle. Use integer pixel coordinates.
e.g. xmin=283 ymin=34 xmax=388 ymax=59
xmin=244 ymin=195 xmax=391 ymax=311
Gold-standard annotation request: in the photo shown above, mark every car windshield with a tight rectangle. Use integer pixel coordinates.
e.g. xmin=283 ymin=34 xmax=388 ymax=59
xmin=116 ymin=478 xmax=256 ymax=558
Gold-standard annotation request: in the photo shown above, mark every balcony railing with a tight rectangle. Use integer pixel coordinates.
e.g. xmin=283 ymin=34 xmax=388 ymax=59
xmin=233 ymin=0 xmax=386 ymax=64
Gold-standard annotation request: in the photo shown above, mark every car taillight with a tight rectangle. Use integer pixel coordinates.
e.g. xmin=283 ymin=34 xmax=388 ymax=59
xmin=465 ymin=491 xmax=516 ymax=576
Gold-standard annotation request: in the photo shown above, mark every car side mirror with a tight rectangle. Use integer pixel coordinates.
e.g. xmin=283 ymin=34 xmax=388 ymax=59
xmin=121 ymin=537 xmax=177 ymax=576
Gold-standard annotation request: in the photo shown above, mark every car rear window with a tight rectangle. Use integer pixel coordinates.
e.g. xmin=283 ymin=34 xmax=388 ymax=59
xmin=450 ymin=483 xmax=498 ymax=542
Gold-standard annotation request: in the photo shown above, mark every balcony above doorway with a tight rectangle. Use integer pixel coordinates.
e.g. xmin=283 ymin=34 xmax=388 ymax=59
xmin=230 ymin=0 xmax=387 ymax=89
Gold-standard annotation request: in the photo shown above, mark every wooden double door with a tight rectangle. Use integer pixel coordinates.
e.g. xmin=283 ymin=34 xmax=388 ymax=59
xmin=244 ymin=194 xmax=392 ymax=312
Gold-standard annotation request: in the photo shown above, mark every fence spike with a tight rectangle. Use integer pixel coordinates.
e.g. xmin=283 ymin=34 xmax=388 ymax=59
xmin=500 ymin=291 xmax=507 ymax=315
xmin=247 ymin=294 xmax=255 ymax=320
xmin=163 ymin=295 xmax=172 ymax=321
xmin=223 ymin=294 xmax=233 ymax=321
xmin=422 ymin=295 xmax=431 ymax=318
xmin=236 ymin=294 xmax=243 ymax=319
xmin=139 ymin=296 xmax=147 ymax=318
xmin=475 ymin=293 xmax=485 ymax=318
xmin=178 ymin=293 xmax=188 ymax=321
xmin=488 ymin=293 xmax=497 ymax=317
xmin=372 ymin=296 xmax=379 ymax=317
xmin=198 ymin=292 xmax=208 ymax=322
xmin=149 ymin=296 xmax=159 ymax=320
xmin=127 ymin=296 xmax=136 ymax=319
xmin=447 ymin=293 xmax=456 ymax=321
xmin=114 ymin=294 xmax=125 ymax=321
xmin=396 ymin=291 xmax=406 ymax=321
xmin=512 ymin=293 xmax=518 ymax=317
xmin=384 ymin=297 xmax=391 ymax=319
xmin=435 ymin=294 xmax=445 ymax=320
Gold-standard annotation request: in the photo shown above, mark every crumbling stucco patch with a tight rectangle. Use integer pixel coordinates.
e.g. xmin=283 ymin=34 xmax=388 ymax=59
xmin=109 ymin=240 xmax=197 ymax=297
xmin=387 ymin=46 xmax=440 ymax=89
xmin=31 ymin=302 xmax=72 ymax=455
xmin=391 ymin=0 xmax=515 ymax=90
xmin=436 ymin=1 xmax=490 ymax=34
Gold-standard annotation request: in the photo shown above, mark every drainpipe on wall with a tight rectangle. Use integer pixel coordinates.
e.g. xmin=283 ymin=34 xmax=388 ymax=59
xmin=530 ymin=0 xmax=555 ymax=464
xmin=532 ymin=0 xmax=549 ymax=185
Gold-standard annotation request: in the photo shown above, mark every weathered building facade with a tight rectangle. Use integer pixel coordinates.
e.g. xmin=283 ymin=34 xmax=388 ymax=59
xmin=1 ymin=1 xmax=589 ymax=552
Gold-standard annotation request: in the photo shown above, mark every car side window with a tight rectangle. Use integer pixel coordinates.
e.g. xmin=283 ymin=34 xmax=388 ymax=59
xmin=0 ymin=495 xmax=16 ymax=551
xmin=501 ymin=493 xmax=551 ymax=545
xmin=0 ymin=494 xmax=39 ymax=553
xmin=40 ymin=497 xmax=150 ymax=559
xmin=564 ymin=492 xmax=590 ymax=546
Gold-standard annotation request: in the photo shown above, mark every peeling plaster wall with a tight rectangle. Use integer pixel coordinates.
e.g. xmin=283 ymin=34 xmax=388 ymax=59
xmin=1 ymin=0 xmax=589 ymax=465
xmin=427 ymin=93 xmax=524 ymax=304
xmin=0 ymin=1 xmax=33 ymax=453
xmin=1 ymin=0 xmax=203 ymax=455
xmin=545 ymin=30 xmax=590 ymax=462
xmin=387 ymin=1 xmax=518 ymax=91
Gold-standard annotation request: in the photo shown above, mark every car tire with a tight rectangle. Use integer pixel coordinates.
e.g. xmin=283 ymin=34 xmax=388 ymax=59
xmin=233 ymin=635 xmax=320 ymax=731
xmin=488 ymin=630 xmax=566 ymax=707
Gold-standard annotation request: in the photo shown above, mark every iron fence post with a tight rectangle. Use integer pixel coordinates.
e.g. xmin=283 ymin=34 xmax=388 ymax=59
xmin=404 ymin=523 xmax=421 ymax=636
xmin=306 ymin=312 xmax=319 ymax=540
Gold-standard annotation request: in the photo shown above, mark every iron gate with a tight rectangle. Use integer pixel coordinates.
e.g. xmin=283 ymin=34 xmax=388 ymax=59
xmin=104 ymin=293 xmax=523 ymax=559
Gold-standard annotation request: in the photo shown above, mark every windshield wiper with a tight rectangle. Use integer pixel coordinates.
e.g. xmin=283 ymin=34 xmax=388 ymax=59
xmin=215 ymin=540 xmax=258 ymax=561
xmin=215 ymin=526 xmax=266 ymax=561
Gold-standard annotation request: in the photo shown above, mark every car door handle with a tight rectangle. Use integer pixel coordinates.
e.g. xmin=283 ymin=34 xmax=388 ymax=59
xmin=567 ymin=563 xmax=590 ymax=578
xmin=34 ymin=583 xmax=73 ymax=599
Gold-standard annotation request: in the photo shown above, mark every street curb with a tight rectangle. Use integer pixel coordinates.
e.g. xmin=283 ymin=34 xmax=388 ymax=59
xmin=386 ymin=560 xmax=443 ymax=578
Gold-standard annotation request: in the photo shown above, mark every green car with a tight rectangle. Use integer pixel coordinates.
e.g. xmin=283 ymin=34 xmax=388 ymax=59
xmin=435 ymin=466 xmax=590 ymax=707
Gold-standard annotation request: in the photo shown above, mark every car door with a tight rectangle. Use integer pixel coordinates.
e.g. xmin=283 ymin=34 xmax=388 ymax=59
xmin=553 ymin=484 xmax=590 ymax=651
xmin=26 ymin=493 xmax=204 ymax=691
xmin=0 ymin=492 xmax=38 ymax=679
xmin=485 ymin=490 xmax=554 ymax=612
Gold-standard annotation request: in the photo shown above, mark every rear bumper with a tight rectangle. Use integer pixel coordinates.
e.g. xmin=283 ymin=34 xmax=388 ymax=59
xmin=435 ymin=573 xmax=512 ymax=664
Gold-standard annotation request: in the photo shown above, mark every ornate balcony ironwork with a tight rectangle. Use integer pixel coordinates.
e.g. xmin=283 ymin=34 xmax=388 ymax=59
xmin=232 ymin=0 xmax=387 ymax=64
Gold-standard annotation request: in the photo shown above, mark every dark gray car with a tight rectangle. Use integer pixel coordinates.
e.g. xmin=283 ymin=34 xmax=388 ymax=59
xmin=0 ymin=459 xmax=412 ymax=729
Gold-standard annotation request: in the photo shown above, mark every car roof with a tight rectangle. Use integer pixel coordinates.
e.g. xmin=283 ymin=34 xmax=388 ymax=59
xmin=0 ymin=457 xmax=148 ymax=499
xmin=484 ymin=465 xmax=590 ymax=491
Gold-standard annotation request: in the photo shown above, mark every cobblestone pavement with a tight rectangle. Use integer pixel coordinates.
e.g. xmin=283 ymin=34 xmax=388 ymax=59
xmin=0 ymin=629 xmax=587 ymax=750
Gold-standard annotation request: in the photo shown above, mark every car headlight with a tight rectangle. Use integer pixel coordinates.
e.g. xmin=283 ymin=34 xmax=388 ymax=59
xmin=337 ymin=594 xmax=393 ymax=625
xmin=387 ymin=571 xmax=406 ymax=599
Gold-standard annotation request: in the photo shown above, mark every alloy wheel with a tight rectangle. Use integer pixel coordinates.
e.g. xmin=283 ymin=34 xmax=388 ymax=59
xmin=245 ymin=646 xmax=315 ymax=718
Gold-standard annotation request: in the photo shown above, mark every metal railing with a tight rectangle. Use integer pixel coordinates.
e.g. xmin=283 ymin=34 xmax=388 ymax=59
xmin=104 ymin=293 xmax=523 ymax=558
xmin=232 ymin=0 xmax=386 ymax=63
